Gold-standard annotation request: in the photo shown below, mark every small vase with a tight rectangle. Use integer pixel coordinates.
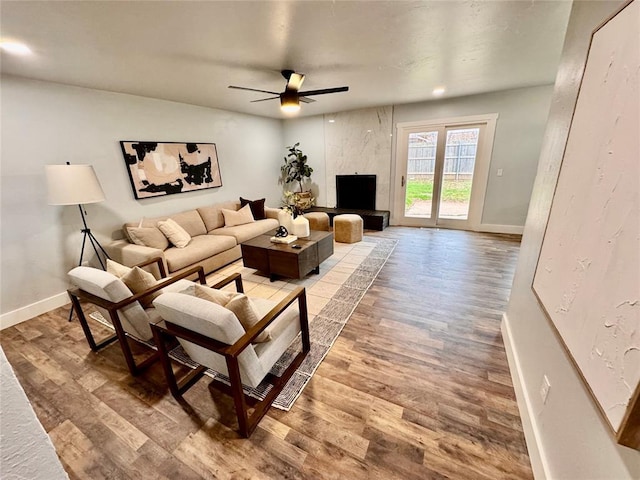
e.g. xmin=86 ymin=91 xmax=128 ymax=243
xmin=291 ymin=215 xmax=310 ymax=238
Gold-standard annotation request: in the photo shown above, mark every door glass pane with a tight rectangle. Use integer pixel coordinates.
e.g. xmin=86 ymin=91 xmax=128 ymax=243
xmin=438 ymin=128 xmax=479 ymax=220
xmin=404 ymin=131 xmax=438 ymax=218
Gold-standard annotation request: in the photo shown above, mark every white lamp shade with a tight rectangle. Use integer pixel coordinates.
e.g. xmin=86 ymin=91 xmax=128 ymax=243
xmin=46 ymin=164 xmax=105 ymax=205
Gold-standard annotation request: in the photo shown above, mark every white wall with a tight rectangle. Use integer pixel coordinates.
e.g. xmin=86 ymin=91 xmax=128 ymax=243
xmin=0 ymin=76 xmax=282 ymax=325
xmin=393 ymin=85 xmax=554 ymax=227
xmin=0 ymin=346 xmax=68 ymax=479
xmin=503 ymin=0 xmax=640 ymax=478
xmin=283 ymin=85 xmax=553 ymax=229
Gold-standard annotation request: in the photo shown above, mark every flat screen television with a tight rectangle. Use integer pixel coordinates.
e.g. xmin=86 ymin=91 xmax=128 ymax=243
xmin=336 ymin=174 xmax=376 ymax=210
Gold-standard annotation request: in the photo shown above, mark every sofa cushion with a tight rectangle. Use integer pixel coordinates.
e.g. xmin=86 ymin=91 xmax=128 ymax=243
xmin=126 ymin=226 xmax=169 ymax=250
xmin=209 ymin=218 xmax=279 ymax=243
xmin=158 ymin=218 xmax=191 ymax=248
xmin=163 ymin=234 xmax=237 ymax=272
xmin=240 ymin=197 xmax=266 ymax=220
xmin=222 ymin=204 xmax=255 ymax=227
xmin=169 ymin=210 xmax=207 ymax=237
xmin=124 ymin=210 xmax=206 ymax=238
xmin=197 ymin=201 xmax=240 ymax=232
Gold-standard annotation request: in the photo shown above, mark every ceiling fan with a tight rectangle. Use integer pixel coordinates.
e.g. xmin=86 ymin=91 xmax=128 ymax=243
xmin=228 ymin=70 xmax=349 ymax=113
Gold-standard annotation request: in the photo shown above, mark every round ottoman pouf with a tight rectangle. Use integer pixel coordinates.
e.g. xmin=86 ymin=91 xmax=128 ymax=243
xmin=303 ymin=212 xmax=330 ymax=231
xmin=334 ymin=214 xmax=363 ymax=243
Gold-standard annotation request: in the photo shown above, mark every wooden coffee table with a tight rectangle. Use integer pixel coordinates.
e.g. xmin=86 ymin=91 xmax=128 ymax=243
xmin=240 ymin=230 xmax=334 ymax=281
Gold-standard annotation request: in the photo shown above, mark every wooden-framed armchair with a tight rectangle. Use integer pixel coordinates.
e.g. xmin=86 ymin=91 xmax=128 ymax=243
xmin=151 ymin=274 xmax=310 ymax=437
xmin=67 ymin=257 xmax=207 ymax=376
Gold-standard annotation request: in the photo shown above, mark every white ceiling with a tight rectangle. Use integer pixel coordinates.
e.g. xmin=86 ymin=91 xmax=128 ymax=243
xmin=0 ymin=1 xmax=572 ymax=119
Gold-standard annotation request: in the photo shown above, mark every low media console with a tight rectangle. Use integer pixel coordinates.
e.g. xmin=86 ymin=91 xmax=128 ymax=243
xmin=308 ymin=206 xmax=390 ymax=231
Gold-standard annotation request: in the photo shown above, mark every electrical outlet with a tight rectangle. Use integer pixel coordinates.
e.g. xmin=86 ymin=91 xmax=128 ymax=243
xmin=540 ymin=375 xmax=551 ymax=404
xmin=497 ymin=168 xmax=504 ymax=177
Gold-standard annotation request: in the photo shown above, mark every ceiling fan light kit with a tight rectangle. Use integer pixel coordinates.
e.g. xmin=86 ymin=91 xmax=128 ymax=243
xmin=229 ymin=70 xmax=349 ymax=114
xmin=280 ymin=90 xmax=300 ymax=113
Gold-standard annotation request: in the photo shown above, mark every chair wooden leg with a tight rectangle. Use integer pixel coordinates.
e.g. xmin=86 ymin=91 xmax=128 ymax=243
xmin=106 ymin=310 xmax=141 ymax=376
xmin=152 ymin=325 xmax=181 ymax=397
xmin=298 ymin=292 xmax=311 ymax=352
xmin=68 ymin=292 xmax=118 ymax=351
xmin=68 ymin=291 xmax=154 ymax=376
xmin=224 ymin=340 xmax=309 ymax=438
xmin=152 ymin=324 xmax=206 ymax=398
xmin=226 ymin=356 xmax=250 ymax=437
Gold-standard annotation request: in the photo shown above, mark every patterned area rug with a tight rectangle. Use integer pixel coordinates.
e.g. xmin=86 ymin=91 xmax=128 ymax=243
xmin=92 ymin=236 xmax=396 ymax=411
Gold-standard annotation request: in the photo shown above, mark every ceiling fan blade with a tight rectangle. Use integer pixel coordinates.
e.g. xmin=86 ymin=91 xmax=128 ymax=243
xmin=297 ymin=86 xmax=349 ymax=96
xmin=250 ymin=96 xmax=280 ymax=103
xmin=228 ymin=85 xmax=280 ymax=95
xmin=287 ymin=73 xmax=305 ymax=91
xmin=299 ymin=96 xmax=316 ymax=104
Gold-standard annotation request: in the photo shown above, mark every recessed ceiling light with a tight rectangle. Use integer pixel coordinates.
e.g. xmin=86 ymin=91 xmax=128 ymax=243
xmin=432 ymin=87 xmax=446 ymax=96
xmin=1 ymin=41 xmax=32 ymax=56
xmin=328 ymin=119 xmax=335 ymax=123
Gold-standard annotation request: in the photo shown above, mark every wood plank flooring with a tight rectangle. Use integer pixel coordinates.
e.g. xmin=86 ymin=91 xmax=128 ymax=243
xmin=1 ymin=227 xmax=532 ymax=479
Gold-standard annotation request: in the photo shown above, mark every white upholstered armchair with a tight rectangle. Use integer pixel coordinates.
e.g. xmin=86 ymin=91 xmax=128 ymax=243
xmin=151 ymin=274 xmax=310 ymax=437
xmin=67 ymin=257 xmax=206 ymax=375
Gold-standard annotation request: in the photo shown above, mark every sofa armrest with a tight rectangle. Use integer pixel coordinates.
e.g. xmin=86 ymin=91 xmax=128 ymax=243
xmin=104 ymin=239 xmax=168 ymax=279
xmin=264 ymin=207 xmax=281 ymax=220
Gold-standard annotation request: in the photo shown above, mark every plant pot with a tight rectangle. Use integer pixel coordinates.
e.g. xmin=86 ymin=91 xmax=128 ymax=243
xmin=293 ymin=191 xmax=314 ymax=211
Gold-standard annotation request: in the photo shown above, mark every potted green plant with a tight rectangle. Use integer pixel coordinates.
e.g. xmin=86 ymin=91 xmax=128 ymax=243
xmin=281 ymin=143 xmax=315 ymax=212
xmin=281 ymin=142 xmax=313 ymax=193
xmin=280 ymin=143 xmax=314 ymax=236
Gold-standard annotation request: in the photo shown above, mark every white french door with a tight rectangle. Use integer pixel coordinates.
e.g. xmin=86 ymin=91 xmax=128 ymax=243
xmin=394 ymin=114 xmax=497 ymax=230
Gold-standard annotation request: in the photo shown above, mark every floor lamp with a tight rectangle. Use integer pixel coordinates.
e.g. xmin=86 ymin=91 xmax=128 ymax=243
xmin=46 ymin=163 xmax=110 ymax=320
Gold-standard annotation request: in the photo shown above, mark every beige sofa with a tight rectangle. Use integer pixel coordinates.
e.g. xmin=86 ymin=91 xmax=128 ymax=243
xmin=105 ymin=200 xmax=280 ymax=277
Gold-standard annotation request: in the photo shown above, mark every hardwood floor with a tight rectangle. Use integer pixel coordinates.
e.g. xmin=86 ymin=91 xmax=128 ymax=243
xmin=1 ymin=227 xmax=532 ymax=479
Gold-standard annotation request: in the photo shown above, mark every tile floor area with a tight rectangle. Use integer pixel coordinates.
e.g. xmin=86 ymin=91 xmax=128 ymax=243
xmin=205 ymin=239 xmax=378 ymax=321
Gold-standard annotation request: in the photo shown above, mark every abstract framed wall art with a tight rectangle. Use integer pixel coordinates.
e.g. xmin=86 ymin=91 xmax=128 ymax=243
xmin=532 ymin=0 xmax=639 ymax=450
xmin=120 ymin=141 xmax=223 ymax=199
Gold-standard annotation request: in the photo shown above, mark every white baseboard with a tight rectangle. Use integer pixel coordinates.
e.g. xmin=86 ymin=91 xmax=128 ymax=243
xmin=501 ymin=313 xmax=549 ymax=479
xmin=479 ymin=223 xmax=524 ymax=235
xmin=0 ymin=292 xmax=70 ymax=330
xmin=384 ymin=221 xmax=523 ymax=235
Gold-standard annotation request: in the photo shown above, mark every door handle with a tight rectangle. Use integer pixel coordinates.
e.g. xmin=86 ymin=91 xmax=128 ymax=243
xmin=401 ymin=175 xmax=405 ymax=187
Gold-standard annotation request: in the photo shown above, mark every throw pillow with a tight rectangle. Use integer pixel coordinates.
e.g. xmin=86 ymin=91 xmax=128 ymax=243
xmin=225 ymin=295 xmax=271 ymax=343
xmin=106 ymin=259 xmax=132 ymax=278
xmin=193 ymin=284 xmax=271 ymax=343
xmin=107 ymin=260 xmax=161 ymax=308
xmin=221 ymin=204 xmax=255 ymax=227
xmin=120 ymin=266 xmax=163 ymax=308
xmin=126 ymin=226 xmax=169 ymax=250
xmin=157 ymin=218 xmax=191 ymax=248
xmin=194 ymin=284 xmax=236 ymax=305
xmin=240 ymin=197 xmax=266 ymax=220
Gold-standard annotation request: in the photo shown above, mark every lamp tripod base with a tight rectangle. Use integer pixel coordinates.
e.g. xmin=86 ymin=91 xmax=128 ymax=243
xmin=68 ymin=204 xmax=111 ymax=321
